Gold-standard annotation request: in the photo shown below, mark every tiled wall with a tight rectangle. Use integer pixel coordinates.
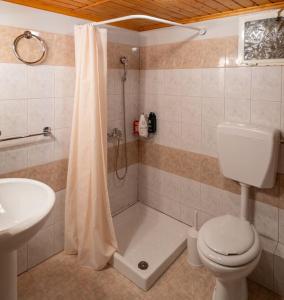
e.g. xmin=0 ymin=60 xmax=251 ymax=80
xmin=139 ymin=35 xmax=284 ymax=295
xmin=0 ymin=24 xmax=140 ymax=273
xmin=0 ymin=26 xmax=75 ymax=274
xmin=107 ymin=43 xmax=140 ymax=214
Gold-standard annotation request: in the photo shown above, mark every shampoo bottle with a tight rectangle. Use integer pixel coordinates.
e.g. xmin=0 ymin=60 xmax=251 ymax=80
xmin=138 ymin=114 xmax=148 ymax=138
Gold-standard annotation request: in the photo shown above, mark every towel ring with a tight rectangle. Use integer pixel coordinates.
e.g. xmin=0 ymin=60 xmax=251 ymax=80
xmin=13 ymin=31 xmax=47 ymax=65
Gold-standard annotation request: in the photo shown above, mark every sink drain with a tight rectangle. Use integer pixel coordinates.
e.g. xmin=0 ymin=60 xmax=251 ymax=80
xmin=138 ymin=261 xmax=149 ymax=270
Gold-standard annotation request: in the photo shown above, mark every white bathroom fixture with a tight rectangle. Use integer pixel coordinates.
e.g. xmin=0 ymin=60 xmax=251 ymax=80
xmin=89 ymin=14 xmax=207 ymax=35
xmin=0 ymin=178 xmax=55 ymax=300
xmin=112 ymin=202 xmax=189 ymax=290
xmin=197 ymin=122 xmax=280 ymax=300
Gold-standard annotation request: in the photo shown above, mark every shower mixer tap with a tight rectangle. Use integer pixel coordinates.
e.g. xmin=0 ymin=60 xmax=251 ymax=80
xmin=107 ymin=128 xmax=122 ymax=140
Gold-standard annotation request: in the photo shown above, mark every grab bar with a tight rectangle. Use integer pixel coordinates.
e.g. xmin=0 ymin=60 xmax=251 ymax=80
xmin=0 ymin=127 xmax=52 ymax=142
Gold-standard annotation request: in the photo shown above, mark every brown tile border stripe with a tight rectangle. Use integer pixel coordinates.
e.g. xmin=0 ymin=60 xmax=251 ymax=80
xmin=140 ymin=36 xmax=238 ymax=70
xmin=0 ymin=25 xmax=139 ymax=68
xmin=0 ymin=141 xmax=138 ymax=192
xmin=108 ymin=42 xmax=139 ymax=70
xmin=139 ymin=141 xmax=282 ymax=208
xmin=0 ymin=159 xmax=68 ymax=192
xmin=108 ymin=140 xmax=139 ymax=173
xmin=0 ymin=25 xmax=75 ymax=66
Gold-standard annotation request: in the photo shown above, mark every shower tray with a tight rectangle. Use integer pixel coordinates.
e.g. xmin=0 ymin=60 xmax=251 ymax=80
xmin=111 ymin=202 xmax=189 ymax=290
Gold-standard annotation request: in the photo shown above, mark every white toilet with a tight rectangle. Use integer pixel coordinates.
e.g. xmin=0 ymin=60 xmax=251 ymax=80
xmin=197 ymin=122 xmax=280 ymax=300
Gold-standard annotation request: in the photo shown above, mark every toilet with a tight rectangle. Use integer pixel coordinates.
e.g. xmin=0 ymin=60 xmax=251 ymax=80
xmin=197 ymin=122 xmax=280 ymax=300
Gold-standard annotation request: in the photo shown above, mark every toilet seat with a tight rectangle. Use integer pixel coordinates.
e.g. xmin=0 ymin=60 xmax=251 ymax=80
xmin=198 ymin=215 xmax=261 ymax=267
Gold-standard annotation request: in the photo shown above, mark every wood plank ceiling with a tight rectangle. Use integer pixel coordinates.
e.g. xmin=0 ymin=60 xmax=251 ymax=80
xmin=4 ymin=0 xmax=284 ymax=31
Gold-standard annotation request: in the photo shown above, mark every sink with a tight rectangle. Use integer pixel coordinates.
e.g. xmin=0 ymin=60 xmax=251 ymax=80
xmin=0 ymin=178 xmax=55 ymax=300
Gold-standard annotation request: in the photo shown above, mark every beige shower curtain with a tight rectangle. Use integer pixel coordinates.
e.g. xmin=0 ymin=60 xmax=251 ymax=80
xmin=64 ymin=25 xmax=117 ymax=269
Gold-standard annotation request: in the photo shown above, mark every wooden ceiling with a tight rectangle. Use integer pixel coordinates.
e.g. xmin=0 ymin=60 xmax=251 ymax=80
xmin=4 ymin=0 xmax=284 ymax=31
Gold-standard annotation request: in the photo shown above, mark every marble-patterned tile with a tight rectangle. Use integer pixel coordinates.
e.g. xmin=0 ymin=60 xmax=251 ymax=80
xmin=225 ymin=67 xmax=251 ymax=100
xmin=251 ymin=101 xmax=281 ymax=128
xmin=201 ymin=68 xmax=225 ymax=98
xmin=250 ymin=236 xmax=277 ymax=291
xmin=17 ymin=244 xmax=28 ymax=275
xmin=27 ymin=65 xmax=54 ymax=99
xmin=279 ymin=209 xmax=284 ymax=244
xmin=27 ymin=225 xmax=54 ymax=268
xmin=251 ymin=66 xmax=282 ymax=102
xmin=0 ymin=63 xmax=27 ymax=99
xmin=253 ymin=201 xmax=279 ymax=241
xmin=225 ymin=98 xmax=251 ymax=123
xmin=54 ymin=66 xmax=75 ymax=98
xmin=274 ymin=242 xmax=284 ymax=297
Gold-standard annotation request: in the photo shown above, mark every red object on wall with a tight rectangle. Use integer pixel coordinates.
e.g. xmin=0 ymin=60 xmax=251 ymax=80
xmin=133 ymin=120 xmax=139 ymax=135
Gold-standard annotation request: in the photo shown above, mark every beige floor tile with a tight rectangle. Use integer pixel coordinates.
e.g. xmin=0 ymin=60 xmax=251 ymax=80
xmin=18 ymin=251 xmax=282 ymax=300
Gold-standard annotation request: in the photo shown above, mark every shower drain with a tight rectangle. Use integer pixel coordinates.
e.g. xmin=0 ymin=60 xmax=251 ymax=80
xmin=138 ymin=261 xmax=149 ymax=270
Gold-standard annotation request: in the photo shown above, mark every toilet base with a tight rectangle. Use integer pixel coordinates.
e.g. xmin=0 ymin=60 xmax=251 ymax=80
xmin=212 ymin=278 xmax=247 ymax=300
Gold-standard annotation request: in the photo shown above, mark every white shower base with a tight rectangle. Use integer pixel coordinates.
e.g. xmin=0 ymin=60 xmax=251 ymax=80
xmin=111 ymin=202 xmax=189 ymax=290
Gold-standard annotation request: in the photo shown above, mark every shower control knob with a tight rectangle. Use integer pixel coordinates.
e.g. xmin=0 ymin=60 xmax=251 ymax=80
xmin=107 ymin=128 xmax=122 ymax=140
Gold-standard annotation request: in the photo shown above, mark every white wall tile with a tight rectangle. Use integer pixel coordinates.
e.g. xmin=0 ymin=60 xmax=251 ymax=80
xmin=201 ymin=125 xmax=218 ymax=157
xmin=201 ymin=68 xmax=225 ymax=98
xmin=55 ymin=97 xmax=74 ymax=129
xmin=157 ymin=95 xmax=181 ymax=122
xmin=54 ymin=127 xmax=71 ymax=160
xmin=27 ymin=225 xmax=54 ymax=268
xmin=0 ymin=63 xmax=27 ymax=99
xmin=27 ymin=141 xmax=54 ymax=167
xmin=220 ymin=191 xmax=240 ymax=217
xmin=53 ymin=221 xmax=65 ymax=254
xmin=279 ymin=209 xmax=284 ymax=244
xmin=179 ymin=204 xmax=195 ymax=226
xmin=108 ymin=69 xmax=123 ymax=95
xmin=250 ymin=236 xmax=277 ymax=291
xmin=154 ymin=119 xmax=181 ymax=149
xmin=140 ymin=70 xmax=164 ymax=95
xmin=28 ymin=65 xmax=54 ymax=98
xmin=225 ymin=67 xmax=251 ymax=100
xmin=0 ymin=99 xmax=27 ymax=138
xmin=28 ymin=98 xmax=54 ymax=134
xmin=180 ymin=123 xmax=201 ymax=153
xmin=200 ymin=184 xmax=222 ymax=216
xmin=253 ymin=201 xmax=278 ymax=241
xmin=251 ymin=66 xmax=282 ymax=102
xmin=17 ymin=244 xmax=28 ymax=275
xmin=108 ymin=164 xmax=138 ymax=214
xmin=155 ymin=195 xmax=181 ymax=220
xmin=0 ymin=148 xmax=28 ymax=174
xmin=225 ymin=99 xmax=250 ymax=123
xmin=54 ymin=66 xmax=75 ymax=98
xmin=125 ymin=70 xmax=139 ymax=95
xmin=274 ymin=243 xmax=284 ymax=296
xmin=181 ymin=97 xmax=202 ymax=126
xmin=139 ymin=93 xmax=158 ymax=115
xmin=54 ymin=190 xmax=66 ymax=224
xmin=202 ymin=98 xmax=224 ymax=127
xmin=251 ymin=101 xmax=281 ymax=128
xmin=197 ymin=210 xmax=214 ymax=230
xmin=179 ymin=177 xmax=201 ymax=209
xmin=181 ymin=69 xmax=202 ymax=97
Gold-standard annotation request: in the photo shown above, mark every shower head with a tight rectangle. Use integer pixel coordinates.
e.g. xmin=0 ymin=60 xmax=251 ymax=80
xmin=120 ymin=56 xmax=128 ymax=65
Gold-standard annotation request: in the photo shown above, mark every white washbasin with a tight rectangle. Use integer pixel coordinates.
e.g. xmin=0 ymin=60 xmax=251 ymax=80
xmin=0 ymin=178 xmax=55 ymax=300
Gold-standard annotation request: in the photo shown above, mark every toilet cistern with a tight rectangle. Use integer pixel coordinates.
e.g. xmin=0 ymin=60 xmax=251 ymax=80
xmin=217 ymin=122 xmax=280 ymax=220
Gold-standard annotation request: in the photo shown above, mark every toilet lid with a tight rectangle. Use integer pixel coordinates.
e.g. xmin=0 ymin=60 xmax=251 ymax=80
xmin=201 ymin=215 xmax=255 ymax=255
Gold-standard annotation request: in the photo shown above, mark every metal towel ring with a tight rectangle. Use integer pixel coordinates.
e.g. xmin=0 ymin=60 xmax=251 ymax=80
xmin=13 ymin=31 xmax=47 ymax=65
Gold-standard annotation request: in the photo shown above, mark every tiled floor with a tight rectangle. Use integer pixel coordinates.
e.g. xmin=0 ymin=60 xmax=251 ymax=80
xmin=19 ymin=251 xmax=282 ymax=300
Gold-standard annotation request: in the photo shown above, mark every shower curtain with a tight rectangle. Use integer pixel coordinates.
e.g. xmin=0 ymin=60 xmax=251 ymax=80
xmin=64 ymin=25 xmax=117 ymax=269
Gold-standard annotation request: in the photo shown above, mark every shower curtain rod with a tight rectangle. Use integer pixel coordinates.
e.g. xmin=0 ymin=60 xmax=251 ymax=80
xmin=89 ymin=14 xmax=207 ymax=35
